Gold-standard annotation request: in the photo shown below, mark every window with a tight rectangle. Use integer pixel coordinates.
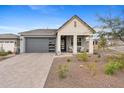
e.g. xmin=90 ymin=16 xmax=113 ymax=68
xmin=77 ymin=37 xmax=82 ymax=46
xmin=74 ymin=21 xmax=77 ymax=27
xmin=0 ymin=41 xmax=4 ymax=43
xmin=10 ymin=41 xmax=14 ymax=43
xmin=5 ymin=41 xmax=9 ymax=43
xmin=71 ymin=37 xmax=73 ymax=46
xmin=49 ymin=38 xmax=56 ymax=52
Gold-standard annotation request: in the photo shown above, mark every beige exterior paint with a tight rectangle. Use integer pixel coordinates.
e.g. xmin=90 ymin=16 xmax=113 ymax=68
xmin=89 ymin=35 xmax=93 ymax=54
xmin=20 ymin=36 xmax=25 ymax=53
xmin=20 ymin=15 xmax=94 ymax=54
xmin=58 ymin=18 xmax=92 ymax=36
xmin=56 ymin=17 xmax=94 ymax=55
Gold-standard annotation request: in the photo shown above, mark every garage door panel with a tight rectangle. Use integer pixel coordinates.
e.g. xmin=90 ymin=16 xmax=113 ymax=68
xmin=0 ymin=41 xmax=15 ymax=52
xmin=26 ymin=38 xmax=49 ymax=53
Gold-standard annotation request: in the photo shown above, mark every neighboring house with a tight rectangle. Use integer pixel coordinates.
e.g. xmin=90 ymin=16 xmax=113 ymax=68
xmin=19 ymin=15 xmax=95 ymax=55
xmin=0 ymin=34 xmax=20 ymax=53
xmin=93 ymin=27 xmax=124 ymax=46
xmin=106 ymin=37 xmax=124 ymax=46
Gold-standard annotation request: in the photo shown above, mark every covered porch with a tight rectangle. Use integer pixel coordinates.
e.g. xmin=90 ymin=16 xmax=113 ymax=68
xmin=56 ymin=34 xmax=93 ymax=55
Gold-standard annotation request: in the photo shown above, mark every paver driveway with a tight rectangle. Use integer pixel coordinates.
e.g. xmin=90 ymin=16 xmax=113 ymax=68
xmin=0 ymin=53 xmax=55 ymax=88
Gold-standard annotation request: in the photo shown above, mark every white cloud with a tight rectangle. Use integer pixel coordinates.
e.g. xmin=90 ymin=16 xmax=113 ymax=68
xmin=0 ymin=25 xmax=25 ymax=34
xmin=94 ymin=27 xmax=112 ymax=32
xmin=28 ymin=5 xmax=47 ymax=10
xmin=0 ymin=26 xmax=22 ymax=30
xmin=28 ymin=5 xmax=64 ymax=14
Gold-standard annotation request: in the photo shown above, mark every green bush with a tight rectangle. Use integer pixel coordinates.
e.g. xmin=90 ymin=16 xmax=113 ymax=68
xmin=58 ymin=64 xmax=69 ymax=79
xmin=0 ymin=51 xmax=8 ymax=56
xmin=7 ymin=51 xmax=12 ymax=54
xmin=77 ymin=52 xmax=88 ymax=62
xmin=106 ymin=54 xmax=124 ymax=66
xmin=105 ymin=61 xmax=123 ymax=75
xmin=98 ymin=36 xmax=107 ymax=50
xmin=67 ymin=58 xmax=71 ymax=63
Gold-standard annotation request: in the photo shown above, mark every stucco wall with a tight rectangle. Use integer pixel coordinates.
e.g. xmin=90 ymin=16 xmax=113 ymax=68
xmin=58 ymin=18 xmax=92 ymax=36
xmin=20 ymin=36 xmax=25 ymax=53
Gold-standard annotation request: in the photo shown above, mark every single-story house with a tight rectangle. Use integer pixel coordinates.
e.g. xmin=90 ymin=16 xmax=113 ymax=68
xmin=0 ymin=34 xmax=20 ymax=53
xmin=19 ymin=15 xmax=95 ymax=55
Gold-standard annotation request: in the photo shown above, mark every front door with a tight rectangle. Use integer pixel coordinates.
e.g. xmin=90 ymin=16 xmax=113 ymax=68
xmin=61 ymin=36 xmax=66 ymax=52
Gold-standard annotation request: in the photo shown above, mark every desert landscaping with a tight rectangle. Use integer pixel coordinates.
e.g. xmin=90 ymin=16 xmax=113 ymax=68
xmin=45 ymin=49 xmax=124 ymax=88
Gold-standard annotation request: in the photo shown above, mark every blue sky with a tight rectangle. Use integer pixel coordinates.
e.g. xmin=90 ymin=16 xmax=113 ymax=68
xmin=0 ymin=5 xmax=124 ymax=34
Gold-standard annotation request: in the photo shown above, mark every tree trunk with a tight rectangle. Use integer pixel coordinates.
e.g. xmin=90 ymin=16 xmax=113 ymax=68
xmin=118 ymin=35 xmax=124 ymax=43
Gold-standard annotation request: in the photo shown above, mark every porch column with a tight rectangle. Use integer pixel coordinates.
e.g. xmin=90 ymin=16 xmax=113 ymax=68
xmin=56 ymin=34 xmax=61 ymax=55
xmin=20 ymin=36 xmax=25 ymax=53
xmin=73 ymin=35 xmax=77 ymax=54
xmin=89 ymin=35 xmax=93 ymax=54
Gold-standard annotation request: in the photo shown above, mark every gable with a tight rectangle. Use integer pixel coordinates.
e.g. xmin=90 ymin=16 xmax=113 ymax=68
xmin=57 ymin=15 xmax=95 ymax=35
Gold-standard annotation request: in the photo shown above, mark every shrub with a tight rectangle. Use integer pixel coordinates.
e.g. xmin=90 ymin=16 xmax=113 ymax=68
xmin=97 ymin=53 xmax=101 ymax=58
xmin=94 ymin=51 xmax=98 ymax=55
xmin=105 ymin=54 xmax=124 ymax=76
xmin=115 ymin=55 xmax=124 ymax=68
xmin=7 ymin=51 xmax=12 ymax=54
xmin=94 ymin=59 xmax=98 ymax=63
xmin=77 ymin=52 xmax=88 ymax=62
xmin=0 ymin=51 xmax=8 ymax=56
xmin=58 ymin=64 xmax=69 ymax=79
xmin=105 ymin=62 xmax=123 ymax=75
xmin=106 ymin=54 xmax=124 ymax=66
xmin=67 ymin=58 xmax=71 ymax=63
xmin=86 ymin=63 xmax=97 ymax=76
xmin=106 ymin=55 xmax=114 ymax=62
xmin=98 ymin=36 xmax=107 ymax=50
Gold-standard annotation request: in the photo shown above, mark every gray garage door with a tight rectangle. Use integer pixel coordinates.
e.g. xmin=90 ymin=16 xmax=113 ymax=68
xmin=26 ymin=37 xmax=55 ymax=53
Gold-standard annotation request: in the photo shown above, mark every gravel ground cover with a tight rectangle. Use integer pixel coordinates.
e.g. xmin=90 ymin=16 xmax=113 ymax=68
xmin=45 ymin=51 xmax=124 ymax=88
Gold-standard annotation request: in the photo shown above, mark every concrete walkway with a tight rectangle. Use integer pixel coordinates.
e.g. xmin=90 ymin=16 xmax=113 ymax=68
xmin=0 ymin=53 xmax=55 ymax=88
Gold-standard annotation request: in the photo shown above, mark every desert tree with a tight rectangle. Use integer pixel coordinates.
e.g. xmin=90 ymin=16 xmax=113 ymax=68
xmin=96 ymin=9 xmax=124 ymax=43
